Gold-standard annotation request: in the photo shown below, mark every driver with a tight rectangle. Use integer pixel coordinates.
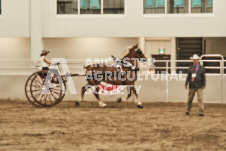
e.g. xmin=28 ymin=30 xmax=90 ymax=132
xmin=40 ymin=49 xmax=63 ymax=88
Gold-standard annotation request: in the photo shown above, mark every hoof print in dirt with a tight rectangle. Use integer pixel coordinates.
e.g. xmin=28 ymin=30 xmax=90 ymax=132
xmin=117 ymin=97 xmax=122 ymax=103
xmin=137 ymin=104 xmax=143 ymax=108
xmin=75 ymin=101 xmax=80 ymax=106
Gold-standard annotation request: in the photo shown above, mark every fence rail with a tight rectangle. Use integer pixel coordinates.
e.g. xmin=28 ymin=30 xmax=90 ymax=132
xmin=0 ymin=55 xmax=225 ymax=103
xmin=0 ymin=58 xmax=225 ymax=75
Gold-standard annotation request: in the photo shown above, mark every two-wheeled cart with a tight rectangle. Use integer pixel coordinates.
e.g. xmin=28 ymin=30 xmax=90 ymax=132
xmin=25 ymin=63 xmax=83 ymax=107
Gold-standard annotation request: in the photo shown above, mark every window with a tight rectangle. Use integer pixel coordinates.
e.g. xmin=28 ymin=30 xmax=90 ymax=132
xmin=143 ymin=0 xmax=214 ymax=15
xmin=167 ymin=0 xmax=189 ymax=14
xmin=103 ymin=0 xmax=124 ymax=14
xmin=57 ymin=0 xmax=125 ymax=15
xmin=144 ymin=0 xmax=165 ymax=14
xmin=191 ymin=0 xmax=213 ymax=13
xmin=0 ymin=0 xmax=1 ymax=15
xmin=57 ymin=0 xmax=78 ymax=14
xmin=80 ymin=0 xmax=101 ymax=14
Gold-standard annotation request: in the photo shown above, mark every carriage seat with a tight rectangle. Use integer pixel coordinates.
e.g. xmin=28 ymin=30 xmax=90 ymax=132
xmin=35 ymin=66 xmax=48 ymax=77
xmin=35 ymin=66 xmax=42 ymax=70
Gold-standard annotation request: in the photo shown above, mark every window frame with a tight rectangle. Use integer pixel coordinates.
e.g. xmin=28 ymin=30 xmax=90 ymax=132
xmin=103 ymin=0 xmax=125 ymax=15
xmin=142 ymin=0 xmax=215 ymax=18
xmin=56 ymin=0 xmax=126 ymax=18
xmin=0 ymin=0 xmax=2 ymax=16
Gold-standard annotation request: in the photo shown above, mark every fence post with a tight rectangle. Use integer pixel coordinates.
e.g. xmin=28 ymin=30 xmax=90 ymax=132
xmin=220 ymin=60 xmax=223 ymax=103
xmin=166 ymin=60 xmax=169 ymax=102
xmin=200 ymin=54 xmax=224 ymax=103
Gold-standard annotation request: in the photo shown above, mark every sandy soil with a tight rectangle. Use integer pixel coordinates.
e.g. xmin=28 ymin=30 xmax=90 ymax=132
xmin=0 ymin=100 xmax=225 ymax=151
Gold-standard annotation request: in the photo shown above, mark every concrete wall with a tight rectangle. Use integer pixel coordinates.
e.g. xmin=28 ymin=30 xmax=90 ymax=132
xmin=1 ymin=75 xmax=225 ymax=104
xmin=168 ymin=75 xmax=224 ymax=103
xmin=0 ymin=0 xmax=30 ymax=37
xmin=204 ymin=37 xmax=226 ymax=57
xmin=43 ymin=38 xmax=138 ymax=59
xmin=42 ymin=0 xmax=226 ymax=37
xmin=145 ymin=40 xmax=171 ymax=55
xmin=0 ymin=0 xmax=225 ymax=38
xmin=0 ymin=38 xmax=31 ymax=60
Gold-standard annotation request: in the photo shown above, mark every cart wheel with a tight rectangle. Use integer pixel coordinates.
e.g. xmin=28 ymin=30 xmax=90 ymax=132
xmin=26 ymin=70 xmax=66 ymax=107
xmin=25 ymin=72 xmax=43 ymax=107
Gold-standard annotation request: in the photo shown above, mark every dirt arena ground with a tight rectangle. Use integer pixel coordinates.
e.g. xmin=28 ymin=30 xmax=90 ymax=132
xmin=0 ymin=100 xmax=225 ymax=151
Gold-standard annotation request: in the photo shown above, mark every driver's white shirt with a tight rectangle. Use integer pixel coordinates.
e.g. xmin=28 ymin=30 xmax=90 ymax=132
xmin=41 ymin=56 xmax=49 ymax=67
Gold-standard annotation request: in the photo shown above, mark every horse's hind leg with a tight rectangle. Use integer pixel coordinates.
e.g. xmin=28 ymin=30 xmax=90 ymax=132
xmin=81 ymin=84 xmax=89 ymax=101
xmin=132 ymin=87 xmax=143 ymax=108
xmin=75 ymin=83 xmax=91 ymax=106
xmin=117 ymin=86 xmax=133 ymax=102
xmin=124 ymin=86 xmax=133 ymax=101
xmin=93 ymin=86 xmax=106 ymax=108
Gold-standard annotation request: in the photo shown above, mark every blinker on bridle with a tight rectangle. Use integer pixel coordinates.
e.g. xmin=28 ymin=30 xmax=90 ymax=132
xmin=135 ymin=48 xmax=142 ymax=54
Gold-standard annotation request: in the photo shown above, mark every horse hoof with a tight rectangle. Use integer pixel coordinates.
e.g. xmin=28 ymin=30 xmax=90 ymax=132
xmin=137 ymin=104 xmax=143 ymax=108
xmin=75 ymin=101 xmax=80 ymax=106
xmin=100 ymin=104 xmax=107 ymax=108
xmin=99 ymin=102 xmax=107 ymax=108
xmin=116 ymin=97 xmax=122 ymax=103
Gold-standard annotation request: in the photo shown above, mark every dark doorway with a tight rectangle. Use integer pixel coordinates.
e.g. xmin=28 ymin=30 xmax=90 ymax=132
xmin=176 ymin=37 xmax=203 ymax=73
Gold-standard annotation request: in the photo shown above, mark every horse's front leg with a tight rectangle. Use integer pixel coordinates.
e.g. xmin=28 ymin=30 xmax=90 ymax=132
xmin=132 ymin=87 xmax=143 ymax=108
xmin=93 ymin=86 xmax=106 ymax=108
xmin=117 ymin=86 xmax=132 ymax=102
xmin=75 ymin=84 xmax=89 ymax=106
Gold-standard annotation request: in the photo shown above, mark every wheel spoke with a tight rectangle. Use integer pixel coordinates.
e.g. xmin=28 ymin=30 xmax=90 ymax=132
xmin=38 ymin=94 xmax=44 ymax=102
xmin=33 ymin=91 xmax=41 ymax=98
xmin=50 ymin=88 xmax=62 ymax=92
xmin=30 ymin=89 xmax=42 ymax=92
xmin=48 ymin=94 xmax=53 ymax=104
xmin=26 ymin=93 xmax=34 ymax=99
xmin=51 ymin=90 xmax=61 ymax=95
xmin=50 ymin=90 xmax=58 ymax=100
xmin=51 ymin=91 xmax=61 ymax=98
xmin=44 ymin=94 xmax=47 ymax=105
xmin=31 ymin=85 xmax=42 ymax=88
xmin=34 ymin=78 xmax=43 ymax=86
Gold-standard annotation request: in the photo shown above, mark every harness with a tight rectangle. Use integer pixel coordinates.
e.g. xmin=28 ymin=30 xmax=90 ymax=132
xmin=85 ymin=56 xmax=139 ymax=85
xmin=111 ymin=55 xmax=139 ymax=74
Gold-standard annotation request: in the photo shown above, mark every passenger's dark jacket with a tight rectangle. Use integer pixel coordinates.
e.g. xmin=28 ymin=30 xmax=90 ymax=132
xmin=185 ymin=64 xmax=206 ymax=88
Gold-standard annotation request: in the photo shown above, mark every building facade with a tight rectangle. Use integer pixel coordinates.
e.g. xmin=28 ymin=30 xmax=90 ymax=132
xmin=0 ymin=0 xmax=225 ymax=102
xmin=0 ymin=0 xmax=225 ymax=62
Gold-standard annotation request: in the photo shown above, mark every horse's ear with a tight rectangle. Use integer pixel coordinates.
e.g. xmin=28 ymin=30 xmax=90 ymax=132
xmin=133 ymin=44 xmax=138 ymax=49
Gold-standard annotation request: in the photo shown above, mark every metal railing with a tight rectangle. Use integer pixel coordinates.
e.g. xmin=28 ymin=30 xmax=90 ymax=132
xmin=0 ymin=57 xmax=225 ymax=75
xmin=0 ymin=54 xmax=225 ymax=103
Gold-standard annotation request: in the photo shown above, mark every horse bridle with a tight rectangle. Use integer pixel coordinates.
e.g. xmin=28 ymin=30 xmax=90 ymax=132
xmin=112 ymin=55 xmax=139 ymax=72
xmin=135 ymin=48 xmax=142 ymax=54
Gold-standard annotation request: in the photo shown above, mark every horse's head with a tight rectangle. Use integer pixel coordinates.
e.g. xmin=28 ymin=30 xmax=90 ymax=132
xmin=131 ymin=44 xmax=147 ymax=63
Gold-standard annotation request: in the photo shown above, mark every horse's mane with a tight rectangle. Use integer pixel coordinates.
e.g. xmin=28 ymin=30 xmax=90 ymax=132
xmin=121 ymin=45 xmax=133 ymax=59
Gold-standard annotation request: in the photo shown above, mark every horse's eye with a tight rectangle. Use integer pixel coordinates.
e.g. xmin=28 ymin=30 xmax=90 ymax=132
xmin=137 ymin=49 xmax=142 ymax=54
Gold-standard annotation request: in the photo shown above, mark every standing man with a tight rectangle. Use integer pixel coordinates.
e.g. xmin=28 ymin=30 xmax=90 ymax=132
xmin=185 ymin=54 xmax=206 ymax=116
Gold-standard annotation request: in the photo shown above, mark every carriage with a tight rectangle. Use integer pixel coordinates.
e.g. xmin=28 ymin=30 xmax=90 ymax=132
xmin=24 ymin=62 xmax=83 ymax=107
xmin=25 ymin=44 xmax=147 ymax=108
